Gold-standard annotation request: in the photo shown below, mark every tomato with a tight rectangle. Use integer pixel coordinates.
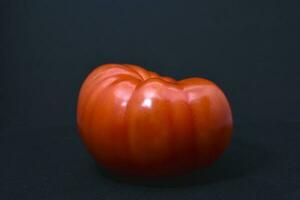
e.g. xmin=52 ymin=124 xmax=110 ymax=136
xmin=77 ymin=64 xmax=233 ymax=177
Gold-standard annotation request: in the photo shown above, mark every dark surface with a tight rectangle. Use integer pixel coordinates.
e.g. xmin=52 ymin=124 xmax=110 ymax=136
xmin=1 ymin=0 xmax=300 ymax=199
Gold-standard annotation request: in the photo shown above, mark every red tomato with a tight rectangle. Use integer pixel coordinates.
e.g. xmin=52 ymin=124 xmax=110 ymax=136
xmin=77 ymin=64 xmax=233 ymax=177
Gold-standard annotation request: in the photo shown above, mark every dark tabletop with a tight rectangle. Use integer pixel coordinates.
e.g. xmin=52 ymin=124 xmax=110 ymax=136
xmin=1 ymin=0 xmax=300 ymax=199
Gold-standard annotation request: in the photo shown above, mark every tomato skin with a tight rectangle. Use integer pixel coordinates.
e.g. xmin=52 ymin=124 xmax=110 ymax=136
xmin=77 ymin=64 xmax=233 ymax=177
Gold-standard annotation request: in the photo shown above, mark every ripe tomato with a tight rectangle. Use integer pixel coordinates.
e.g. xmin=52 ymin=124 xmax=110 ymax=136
xmin=77 ymin=64 xmax=233 ymax=177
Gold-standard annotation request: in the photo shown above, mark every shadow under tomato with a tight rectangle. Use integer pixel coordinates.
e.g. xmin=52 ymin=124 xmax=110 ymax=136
xmin=96 ymin=136 xmax=272 ymax=188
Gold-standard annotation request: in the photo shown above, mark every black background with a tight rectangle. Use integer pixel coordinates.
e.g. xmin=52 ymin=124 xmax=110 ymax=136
xmin=1 ymin=0 xmax=300 ymax=199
